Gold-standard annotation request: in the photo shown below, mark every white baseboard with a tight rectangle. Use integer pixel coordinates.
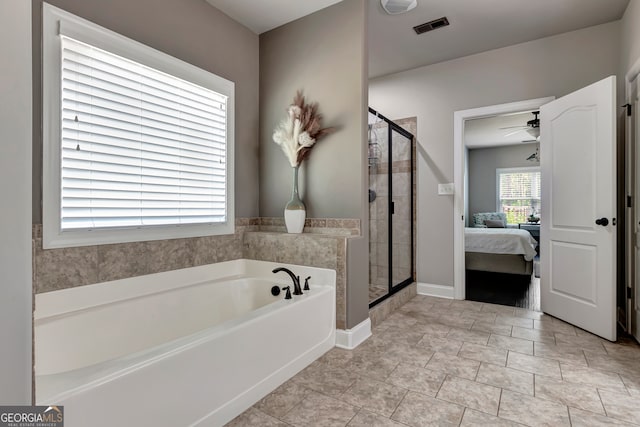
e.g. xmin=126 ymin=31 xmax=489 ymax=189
xmin=336 ymin=318 xmax=371 ymax=350
xmin=417 ymin=282 xmax=454 ymax=299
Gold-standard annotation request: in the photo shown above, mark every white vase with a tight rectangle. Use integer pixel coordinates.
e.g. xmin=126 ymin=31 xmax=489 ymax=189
xmin=284 ymin=209 xmax=306 ymax=234
xmin=284 ymin=166 xmax=306 ymax=234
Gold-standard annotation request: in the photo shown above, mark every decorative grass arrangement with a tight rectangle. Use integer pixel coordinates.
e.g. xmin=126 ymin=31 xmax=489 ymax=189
xmin=272 ymin=91 xmax=333 ymax=167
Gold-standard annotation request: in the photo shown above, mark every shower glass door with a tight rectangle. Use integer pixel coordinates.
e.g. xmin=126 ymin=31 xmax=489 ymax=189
xmin=368 ymin=116 xmax=389 ymax=302
xmin=390 ymin=126 xmax=413 ymax=290
xmin=368 ymin=108 xmax=414 ymax=306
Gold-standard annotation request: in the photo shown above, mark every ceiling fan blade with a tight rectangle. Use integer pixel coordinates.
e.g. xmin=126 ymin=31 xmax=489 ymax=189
xmin=504 ymin=128 xmax=527 ymax=137
xmin=499 ymin=125 xmax=527 ymax=130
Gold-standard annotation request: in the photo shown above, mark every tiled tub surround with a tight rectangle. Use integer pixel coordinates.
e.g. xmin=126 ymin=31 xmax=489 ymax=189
xmin=244 ymin=231 xmax=349 ymax=330
xmin=33 ymin=217 xmax=359 ymax=330
xmin=258 ymin=217 xmax=361 ymax=236
xmin=32 ymin=217 xmax=359 ymax=293
xmin=32 ymin=219 xmax=256 ymax=293
xmin=228 ymin=295 xmax=640 ymax=427
xmin=35 ymin=260 xmax=336 ymax=427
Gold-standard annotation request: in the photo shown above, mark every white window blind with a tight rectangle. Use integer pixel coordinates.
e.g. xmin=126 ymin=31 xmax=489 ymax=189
xmin=60 ymin=36 xmax=228 ymax=230
xmin=497 ymin=168 xmax=541 ymax=224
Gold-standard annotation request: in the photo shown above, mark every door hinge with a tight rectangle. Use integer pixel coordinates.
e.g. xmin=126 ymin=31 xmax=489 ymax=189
xmin=628 ymin=196 xmax=633 ymax=208
xmin=390 ymin=201 xmax=395 ymax=215
xmin=623 ymin=103 xmax=632 ymax=117
xmin=628 ymin=287 xmax=633 ymax=299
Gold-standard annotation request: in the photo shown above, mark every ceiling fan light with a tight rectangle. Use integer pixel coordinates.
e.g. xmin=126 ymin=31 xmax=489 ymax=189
xmin=526 ymin=127 xmax=540 ymax=138
xmin=381 ymin=0 xmax=418 ymax=15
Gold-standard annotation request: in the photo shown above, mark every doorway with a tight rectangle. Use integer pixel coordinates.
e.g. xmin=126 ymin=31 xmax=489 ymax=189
xmin=453 ymin=97 xmax=554 ymax=303
xmin=453 ymin=77 xmax=619 ymax=341
xmin=464 ymin=114 xmax=543 ymax=310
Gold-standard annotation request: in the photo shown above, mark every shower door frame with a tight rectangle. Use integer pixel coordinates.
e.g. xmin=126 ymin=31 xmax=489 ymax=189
xmin=369 ymin=107 xmax=415 ymax=308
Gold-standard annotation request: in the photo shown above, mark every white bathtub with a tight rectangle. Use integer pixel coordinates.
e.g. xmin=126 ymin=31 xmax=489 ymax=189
xmin=34 ymin=259 xmax=336 ymax=427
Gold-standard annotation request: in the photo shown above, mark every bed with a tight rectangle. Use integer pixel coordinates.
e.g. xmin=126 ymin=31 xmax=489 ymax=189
xmin=465 ymin=227 xmax=537 ymax=276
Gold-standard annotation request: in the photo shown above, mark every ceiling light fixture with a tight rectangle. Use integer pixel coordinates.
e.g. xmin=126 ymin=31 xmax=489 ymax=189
xmin=381 ymin=0 xmax=417 ymax=15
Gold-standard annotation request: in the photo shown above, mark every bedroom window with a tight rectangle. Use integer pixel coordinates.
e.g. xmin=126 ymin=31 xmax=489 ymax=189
xmin=496 ymin=167 xmax=541 ymax=225
xmin=42 ymin=4 xmax=235 ymax=248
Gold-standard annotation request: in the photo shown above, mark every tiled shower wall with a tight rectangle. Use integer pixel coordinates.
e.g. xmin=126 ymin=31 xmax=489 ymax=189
xmin=32 ymin=218 xmax=359 ymax=329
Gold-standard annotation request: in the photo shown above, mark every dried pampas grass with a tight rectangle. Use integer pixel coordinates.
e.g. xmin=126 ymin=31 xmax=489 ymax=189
xmin=272 ymin=91 xmax=333 ymax=167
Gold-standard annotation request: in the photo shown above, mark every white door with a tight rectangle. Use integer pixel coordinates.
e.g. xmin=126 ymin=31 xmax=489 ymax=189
xmin=540 ymin=76 xmax=617 ymax=341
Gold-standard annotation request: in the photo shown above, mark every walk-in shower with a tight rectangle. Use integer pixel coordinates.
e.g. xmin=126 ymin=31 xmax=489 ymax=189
xmin=368 ymin=107 xmax=415 ymax=306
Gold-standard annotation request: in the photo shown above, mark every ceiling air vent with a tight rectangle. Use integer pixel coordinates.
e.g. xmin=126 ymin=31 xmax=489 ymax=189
xmin=413 ymin=17 xmax=449 ymax=35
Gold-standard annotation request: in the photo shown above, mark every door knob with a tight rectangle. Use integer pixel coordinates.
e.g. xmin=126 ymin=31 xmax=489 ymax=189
xmin=595 ymin=218 xmax=609 ymax=226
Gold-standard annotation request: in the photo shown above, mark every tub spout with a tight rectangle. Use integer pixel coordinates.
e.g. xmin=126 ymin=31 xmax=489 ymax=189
xmin=272 ymin=267 xmax=303 ymax=295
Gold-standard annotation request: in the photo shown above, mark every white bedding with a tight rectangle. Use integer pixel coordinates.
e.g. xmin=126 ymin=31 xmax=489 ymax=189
xmin=465 ymin=228 xmax=538 ymax=261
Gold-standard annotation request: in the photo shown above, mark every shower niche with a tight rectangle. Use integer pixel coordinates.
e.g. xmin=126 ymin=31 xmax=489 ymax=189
xmin=368 ymin=107 xmax=415 ymax=306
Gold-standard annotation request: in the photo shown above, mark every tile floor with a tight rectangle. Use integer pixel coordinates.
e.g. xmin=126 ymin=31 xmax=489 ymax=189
xmin=226 ymin=295 xmax=640 ymax=427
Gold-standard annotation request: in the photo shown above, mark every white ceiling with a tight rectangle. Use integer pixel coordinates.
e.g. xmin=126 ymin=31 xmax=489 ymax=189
xmin=464 ymin=111 xmax=538 ymax=149
xmin=204 ymin=0 xmax=344 ymax=34
xmin=204 ymin=0 xmax=630 ymax=78
xmin=369 ymin=0 xmax=629 ymax=78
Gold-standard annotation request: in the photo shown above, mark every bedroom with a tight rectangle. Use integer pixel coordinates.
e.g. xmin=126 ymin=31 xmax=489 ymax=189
xmin=463 ymin=111 xmax=542 ymax=310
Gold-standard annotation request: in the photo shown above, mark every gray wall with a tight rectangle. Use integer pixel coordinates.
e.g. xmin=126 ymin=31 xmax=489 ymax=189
xmin=259 ymin=0 xmax=369 ymax=328
xmin=621 ymin=0 xmax=640 ymax=78
xmin=259 ymin=0 xmax=367 ymax=220
xmin=31 ymin=0 xmax=260 ymax=221
xmin=1 ymin=0 xmax=32 ymax=404
xmin=468 ymin=143 xmax=539 ymax=218
xmin=370 ymin=22 xmax=620 ymax=287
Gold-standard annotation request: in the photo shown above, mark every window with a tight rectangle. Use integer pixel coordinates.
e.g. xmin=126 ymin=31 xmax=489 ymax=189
xmin=43 ymin=4 xmax=234 ymax=248
xmin=496 ymin=167 xmax=541 ymax=225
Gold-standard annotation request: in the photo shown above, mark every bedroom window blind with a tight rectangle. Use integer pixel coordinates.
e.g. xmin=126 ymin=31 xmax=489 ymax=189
xmin=60 ymin=36 xmax=228 ymax=230
xmin=497 ymin=168 xmax=541 ymax=224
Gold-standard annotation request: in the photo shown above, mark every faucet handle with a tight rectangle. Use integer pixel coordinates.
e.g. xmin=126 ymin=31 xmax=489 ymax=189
xmin=282 ymin=286 xmax=292 ymax=300
xmin=293 ymin=275 xmax=303 ymax=295
xmin=304 ymin=276 xmax=311 ymax=291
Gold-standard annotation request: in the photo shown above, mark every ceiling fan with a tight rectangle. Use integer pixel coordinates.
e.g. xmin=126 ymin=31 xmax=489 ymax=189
xmin=501 ymin=111 xmax=540 ymax=138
